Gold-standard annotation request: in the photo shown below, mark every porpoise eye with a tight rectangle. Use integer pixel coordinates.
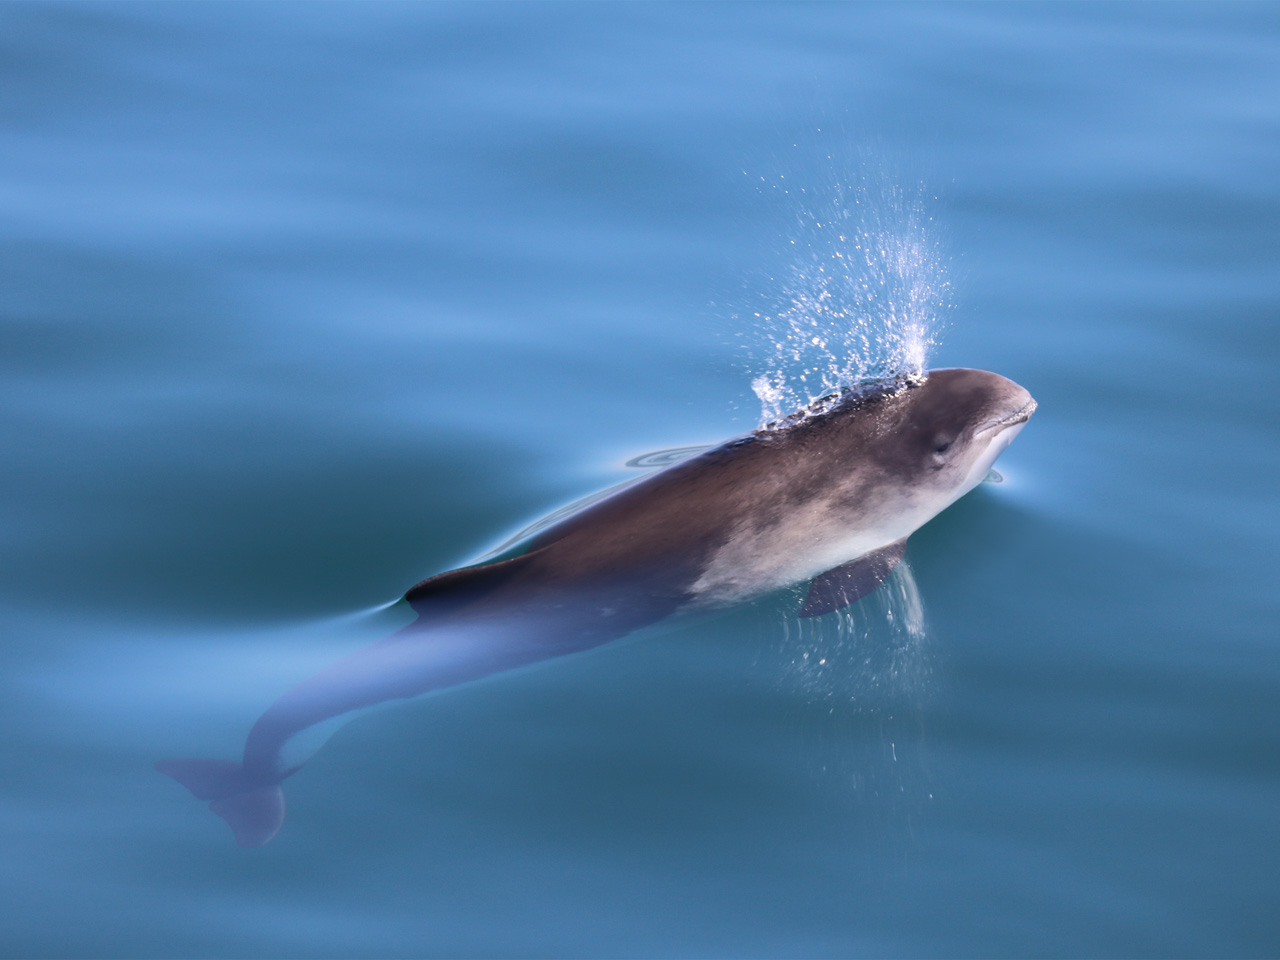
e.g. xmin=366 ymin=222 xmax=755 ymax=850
xmin=933 ymin=440 xmax=951 ymax=454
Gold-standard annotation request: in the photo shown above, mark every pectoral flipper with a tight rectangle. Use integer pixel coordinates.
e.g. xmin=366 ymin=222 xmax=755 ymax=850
xmin=799 ymin=538 xmax=907 ymax=617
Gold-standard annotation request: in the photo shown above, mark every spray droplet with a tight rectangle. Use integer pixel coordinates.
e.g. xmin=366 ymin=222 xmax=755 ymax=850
xmin=747 ymin=170 xmax=950 ymax=427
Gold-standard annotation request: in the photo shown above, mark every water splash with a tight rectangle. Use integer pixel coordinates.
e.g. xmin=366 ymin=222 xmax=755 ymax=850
xmin=748 ymin=171 xmax=951 ymax=427
xmin=778 ymin=559 xmax=929 ymax=709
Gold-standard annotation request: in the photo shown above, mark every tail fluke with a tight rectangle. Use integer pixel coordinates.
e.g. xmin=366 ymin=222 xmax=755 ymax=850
xmin=156 ymin=758 xmax=286 ymax=848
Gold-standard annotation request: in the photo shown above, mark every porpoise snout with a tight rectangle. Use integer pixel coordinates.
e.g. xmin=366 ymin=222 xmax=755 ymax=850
xmin=974 ymin=376 xmax=1036 ymax=436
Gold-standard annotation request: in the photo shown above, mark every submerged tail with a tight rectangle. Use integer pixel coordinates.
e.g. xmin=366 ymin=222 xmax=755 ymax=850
xmin=156 ymin=758 xmax=285 ymax=848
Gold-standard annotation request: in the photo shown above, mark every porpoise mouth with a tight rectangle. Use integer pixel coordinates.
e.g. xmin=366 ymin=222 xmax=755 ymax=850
xmin=976 ymin=398 xmax=1038 ymax=435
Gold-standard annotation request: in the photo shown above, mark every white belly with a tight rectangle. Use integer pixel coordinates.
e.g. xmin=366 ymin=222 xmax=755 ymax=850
xmin=688 ymin=495 xmax=921 ymax=606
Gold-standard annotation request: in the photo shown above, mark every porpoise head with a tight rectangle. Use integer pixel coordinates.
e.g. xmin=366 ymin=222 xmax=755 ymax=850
xmin=790 ymin=367 xmax=1036 ymax=549
xmin=883 ymin=366 xmax=1036 ymax=496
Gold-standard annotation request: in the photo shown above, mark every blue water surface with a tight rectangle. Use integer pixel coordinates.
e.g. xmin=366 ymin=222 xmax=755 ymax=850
xmin=2 ymin=3 xmax=1278 ymax=957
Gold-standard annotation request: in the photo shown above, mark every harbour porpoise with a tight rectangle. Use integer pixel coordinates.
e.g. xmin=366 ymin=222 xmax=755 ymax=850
xmin=158 ymin=367 xmax=1035 ymax=846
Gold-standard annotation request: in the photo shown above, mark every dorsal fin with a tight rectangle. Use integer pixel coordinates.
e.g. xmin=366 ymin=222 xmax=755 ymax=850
xmin=403 ymin=551 xmax=541 ymax=617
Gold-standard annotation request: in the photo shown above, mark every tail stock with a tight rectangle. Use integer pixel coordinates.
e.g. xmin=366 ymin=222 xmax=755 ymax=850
xmin=156 ymin=758 xmax=285 ymax=848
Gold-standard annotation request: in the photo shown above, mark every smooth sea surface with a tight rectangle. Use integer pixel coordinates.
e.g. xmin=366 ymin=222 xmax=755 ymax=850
xmin=3 ymin=3 xmax=1278 ymax=957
